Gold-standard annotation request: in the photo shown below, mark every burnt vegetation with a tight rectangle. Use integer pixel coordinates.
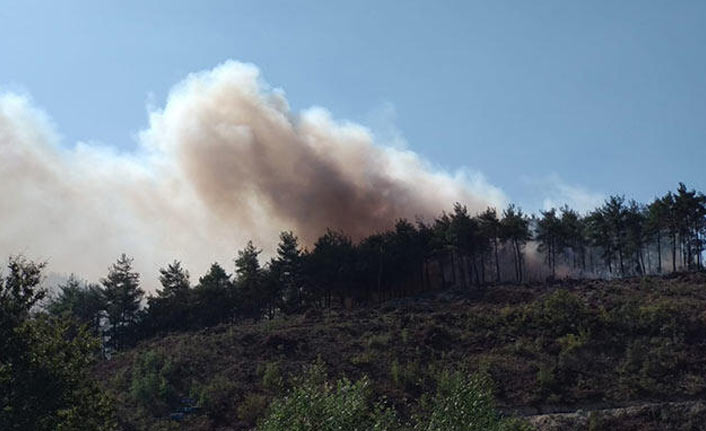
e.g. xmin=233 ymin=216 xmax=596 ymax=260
xmin=3 ymin=182 xmax=706 ymax=430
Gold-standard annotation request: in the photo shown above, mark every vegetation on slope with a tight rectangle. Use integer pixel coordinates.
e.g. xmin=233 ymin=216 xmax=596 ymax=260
xmin=94 ymin=273 xmax=706 ymax=430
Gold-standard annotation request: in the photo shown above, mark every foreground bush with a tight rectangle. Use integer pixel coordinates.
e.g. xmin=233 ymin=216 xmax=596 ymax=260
xmin=416 ymin=370 xmax=531 ymax=431
xmin=257 ymin=362 xmax=531 ymax=431
xmin=257 ymin=361 xmax=400 ymax=431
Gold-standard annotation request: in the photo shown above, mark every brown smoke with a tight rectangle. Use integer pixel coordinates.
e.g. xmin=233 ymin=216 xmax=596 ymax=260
xmin=0 ymin=61 xmax=505 ymax=289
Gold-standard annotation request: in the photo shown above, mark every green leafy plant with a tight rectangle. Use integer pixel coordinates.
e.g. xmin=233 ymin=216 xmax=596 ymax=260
xmin=258 ymin=361 xmax=401 ymax=431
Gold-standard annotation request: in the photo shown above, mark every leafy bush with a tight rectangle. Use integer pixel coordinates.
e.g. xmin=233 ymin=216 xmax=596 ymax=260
xmin=257 ymin=361 xmax=400 ymax=431
xmin=258 ymin=362 xmax=532 ymax=431
xmin=196 ymin=374 xmax=239 ymax=418
xmin=532 ymin=290 xmax=591 ymax=337
xmin=503 ymin=290 xmax=592 ymax=339
xmin=617 ymin=337 xmax=686 ymax=396
xmin=258 ymin=361 xmax=284 ymax=393
xmin=415 ymin=369 xmax=531 ymax=431
xmin=130 ymin=349 xmax=175 ymax=413
xmin=636 ymin=301 xmax=688 ymax=340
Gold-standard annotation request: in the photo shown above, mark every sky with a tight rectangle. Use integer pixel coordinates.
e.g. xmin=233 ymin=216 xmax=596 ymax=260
xmin=2 ymin=0 xmax=705 ymax=211
xmin=2 ymin=1 xmax=706 ymax=287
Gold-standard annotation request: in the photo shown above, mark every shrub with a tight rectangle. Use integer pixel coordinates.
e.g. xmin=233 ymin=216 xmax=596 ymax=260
xmin=259 ymin=361 xmax=284 ymax=393
xmin=130 ymin=349 xmax=175 ymax=413
xmin=257 ymin=361 xmax=401 ymax=431
xmin=414 ymin=369 xmax=530 ymax=431
xmin=196 ymin=374 xmax=238 ymax=418
xmin=533 ymin=290 xmax=591 ymax=337
xmin=617 ymin=337 xmax=686 ymax=396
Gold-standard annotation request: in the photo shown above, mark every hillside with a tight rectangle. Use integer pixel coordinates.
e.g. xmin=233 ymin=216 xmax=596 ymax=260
xmin=95 ymin=273 xmax=706 ymax=431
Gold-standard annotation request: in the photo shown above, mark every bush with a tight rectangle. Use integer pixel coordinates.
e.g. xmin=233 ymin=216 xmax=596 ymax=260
xmin=617 ymin=337 xmax=686 ymax=396
xmin=415 ymin=369 xmax=531 ymax=431
xmin=258 ymin=362 xmax=532 ymax=431
xmin=259 ymin=361 xmax=284 ymax=393
xmin=257 ymin=361 xmax=401 ymax=431
xmin=533 ymin=290 xmax=591 ymax=337
xmin=130 ymin=349 xmax=175 ymax=413
xmin=196 ymin=374 xmax=239 ymax=418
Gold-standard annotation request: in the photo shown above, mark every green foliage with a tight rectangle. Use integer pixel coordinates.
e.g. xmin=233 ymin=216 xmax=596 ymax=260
xmin=196 ymin=374 xmax=239 ymax=418
xmin=102 ymin=253 xmax=144 ymax=351
xmin=259 ymin=361 xmax=284 ymax=393
xmin=129 ymin=349 xmax=176 ymax=413
xmin=526 ymin=290 xmax=591 ymax=337
xmin=616 ymin=337 xmax=686 ymax=396
xmin=47 ymin=274 xmax=104 ymax=337
xmin=557 ymin=330 xmax=591 ymax=370
xmin=258 ymin=361 xmax=400 ymax=431
xmin=234 ymin=240 xmax=265 ymax=319
xmin=192 ymin=262 xmax=233 ymax=327
xmin=258 ymin=362 xmax=530 ymax=431
xmin=272 ymin=231 xmax=304 ymax=313
xmin=414 ymin=369 xmax=526 ymax=431
xmin=0 ymin=256 xmax=116 ymax=431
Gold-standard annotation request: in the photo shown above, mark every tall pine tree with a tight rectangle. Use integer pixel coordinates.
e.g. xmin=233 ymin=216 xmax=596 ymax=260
xmin=101 ymin=254 xmax=143 ymax=352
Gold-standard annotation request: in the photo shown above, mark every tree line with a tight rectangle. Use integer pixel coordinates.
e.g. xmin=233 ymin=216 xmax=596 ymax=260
xmin=45 ymin=183 xmax=706 ymax=351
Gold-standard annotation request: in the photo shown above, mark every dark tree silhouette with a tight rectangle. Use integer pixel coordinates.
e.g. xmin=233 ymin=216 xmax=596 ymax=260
xmin=146 ymin=260 xmax=192 ymax=333
xmin=478 ymin=207 xmax=502 ymax=283
xmin=536 ymin=208 xmax=562 ymax=278
xmin=1 ymin=257 xmax=115 ymax=430
xmin=47 ymin=274 xmax=104 ymax=338
xmin=234 ymin=241 xmax=264 ymax=319
xmin=193 ymin=262 xmax=233 ymax=327
xmin=501 ymin=205 xmax=531 ymax=283
xmin=101 ymin=254 xmax=143 ymax=351
xmin=271 ymin=231 xmax=304 ymax=314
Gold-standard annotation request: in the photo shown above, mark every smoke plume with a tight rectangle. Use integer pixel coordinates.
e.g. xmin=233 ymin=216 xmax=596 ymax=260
xmin=0 ymin=61 xmax=505 ymax=289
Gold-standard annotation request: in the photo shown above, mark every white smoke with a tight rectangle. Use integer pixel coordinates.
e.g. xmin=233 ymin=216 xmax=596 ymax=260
xmin=0 ymin=61 xmax=505 ymax=290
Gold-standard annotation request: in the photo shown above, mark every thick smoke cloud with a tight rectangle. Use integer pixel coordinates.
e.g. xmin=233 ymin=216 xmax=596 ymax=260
xmin=0 ymin=61 xmax=505 ymax=289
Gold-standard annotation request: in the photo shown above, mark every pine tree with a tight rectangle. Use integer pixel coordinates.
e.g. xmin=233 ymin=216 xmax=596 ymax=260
xmin=272 ymin=231 xmax=304 ymax=313
xmin=478 ymin=207 xmax=502 ymax=283
xmin=234 ymin=241 xmax=264 ymax=319
xmin=157 ymin=260 xmax=190 ymax=298
xmin=101 ymin=254 xmax=143 ymax=352
xmin=500 ymin=205 xmax=531 ymax=283
xmin=48 ymin=275 xmax=104 ymax=338
xmin=646 ymin=198 xmax=668 ymax=273
xmin=559 ymin=206 xmax=587 ymax=272
xmin=146 ymin=261 xmax=192 ymax=333
xmin=537 ymin=208 xmax=564 ymax=278
xmin=193 ymin=262 xmax=232 ymax=327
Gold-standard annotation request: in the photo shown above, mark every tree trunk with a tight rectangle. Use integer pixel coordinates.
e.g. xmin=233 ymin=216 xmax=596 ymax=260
xmin=672 ymin=233 xmax=677 ymax=273
xmin=439 ymin=255 xmax=447 ymax=289
xmin=657 ymin=232 xmax=662 ymax=273
xmin=494 ymin=238 xmax=501 ymax=282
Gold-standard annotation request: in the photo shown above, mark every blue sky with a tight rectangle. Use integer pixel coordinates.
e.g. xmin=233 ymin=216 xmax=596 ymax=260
xmin=2 ymin=0 xmax=705 ymax=212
